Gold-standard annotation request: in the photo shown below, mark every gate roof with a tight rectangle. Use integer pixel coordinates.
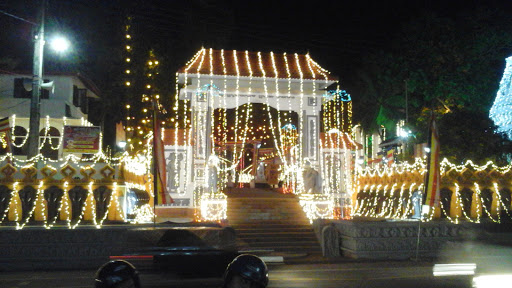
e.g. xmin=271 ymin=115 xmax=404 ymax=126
xmin=178 ymin=48 xmax=337 ymax=81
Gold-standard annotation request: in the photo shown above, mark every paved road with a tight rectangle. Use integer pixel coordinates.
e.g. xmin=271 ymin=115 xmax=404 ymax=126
xmin=0 ymin=261 xmax=471 ymax=288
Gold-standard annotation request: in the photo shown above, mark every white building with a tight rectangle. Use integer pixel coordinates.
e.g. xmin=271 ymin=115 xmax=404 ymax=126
xmin=0 ymin=72 xmax=100 ymax=159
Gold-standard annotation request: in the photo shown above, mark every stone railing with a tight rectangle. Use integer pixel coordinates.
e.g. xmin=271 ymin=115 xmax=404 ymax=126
xmin=354 ymin=160 xmax=512 ymax=222
xmin=314 ymin=219 xmax=474 ymax=259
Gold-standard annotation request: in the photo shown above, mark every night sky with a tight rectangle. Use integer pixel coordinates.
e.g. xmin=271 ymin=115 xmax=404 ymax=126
xmin=1 ymin=0 xmax=512 ymax=130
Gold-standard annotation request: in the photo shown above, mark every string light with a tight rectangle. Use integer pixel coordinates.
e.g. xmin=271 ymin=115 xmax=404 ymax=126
xmin=131 ymin=204 xmax=154 ymax=223
xmin=355 ymin=156 xmax=512 ymax=223
xmin=299 ymin=194 xmax=335 ymax=223
xmin=0 ymin=152 xmax=151 ymax=229
xmin=295 ymin=53 xmax=305 ymax=193
xmin=93 ymin=48 xmax=348 ymax=222
xmin=200 ymin=193 xmax=227 ymax=221
xmin=0 ymin=182 xmax=18 ymax=223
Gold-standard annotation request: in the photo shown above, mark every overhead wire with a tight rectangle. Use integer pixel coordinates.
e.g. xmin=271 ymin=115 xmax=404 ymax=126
xmin=127 ymin=8 xmax=385 ymax=54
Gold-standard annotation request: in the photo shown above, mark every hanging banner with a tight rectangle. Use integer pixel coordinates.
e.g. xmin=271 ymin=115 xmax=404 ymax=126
xmin=424 ymin=117 xmax=440 ymax=209
xmin=63 ymin=126 xmax=101 ymax=153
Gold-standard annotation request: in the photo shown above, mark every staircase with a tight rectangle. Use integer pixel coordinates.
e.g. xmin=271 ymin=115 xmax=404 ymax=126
xmin=225 ymin=188 xmax=322 ymax=257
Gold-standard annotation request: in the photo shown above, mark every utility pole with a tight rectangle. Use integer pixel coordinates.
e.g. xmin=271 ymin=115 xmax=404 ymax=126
xmin=405 ymin=80 xmax=408 ymax=124
xmin=27 ymin=0 xmax=47 ymax=159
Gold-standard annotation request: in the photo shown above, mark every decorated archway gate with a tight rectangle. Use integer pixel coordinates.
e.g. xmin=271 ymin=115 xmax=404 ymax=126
xmin=164 ymin=49 xmax=356 ymax=221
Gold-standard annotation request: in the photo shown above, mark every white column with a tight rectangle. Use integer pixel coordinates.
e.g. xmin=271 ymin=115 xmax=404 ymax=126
xmin=302 ymin=96 xmax=321 ymax=169
xmin=190 ymin=89 xmax=211 ymax=190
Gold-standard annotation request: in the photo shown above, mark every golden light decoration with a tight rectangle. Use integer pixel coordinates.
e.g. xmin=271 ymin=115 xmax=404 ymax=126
xmin=200 ymin=193 xmax=227 ymax=221
xmin=299 ymin=194 xmax=335 ymax=223
xmin=148 ymin=49 xmax=351 ymax=220
xmin=131 ymin=204 xmax=155 ymax=223
xmin=354 ymin=156 xmax=512 ymax=224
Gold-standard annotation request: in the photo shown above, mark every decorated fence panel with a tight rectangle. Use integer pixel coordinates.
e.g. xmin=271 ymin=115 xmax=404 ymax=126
xmin=354 ymin=159 xmax=512 ymax=223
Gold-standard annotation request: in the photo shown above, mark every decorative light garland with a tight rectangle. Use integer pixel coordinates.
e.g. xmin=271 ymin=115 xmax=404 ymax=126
xmin=130 ymin=203 xmax=154 ymax=223
xmin=299 ymin=193 xmax=335 ymax=223
xmin=200 ymin=193 xmax=227 ymax=221
xmin=0 ymin=152 xmax=150 ymax=229
xmin=355 ymin=156 xmax=512 ymax=223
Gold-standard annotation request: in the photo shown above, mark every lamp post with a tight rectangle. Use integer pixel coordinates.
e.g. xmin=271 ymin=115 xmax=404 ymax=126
xmin=27 ymin=0 xmax=47 ymax=159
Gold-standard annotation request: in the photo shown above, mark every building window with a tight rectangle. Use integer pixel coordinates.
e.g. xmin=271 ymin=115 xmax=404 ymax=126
xmin=39 ymin=127 xmax=60 ymax=160
xmin=13 ymin=78 xmax=31 ymax=98
xmin=0 ymin=126 xmax=28 ymax=156
xmin=13 ymin=126 xmax=28 ymax=156
xmin=65 ymin=104 xmax=71 ymax=117
xmin=79 ymin=89 xmax=88 ymax=114
xmin=73 ymin=85 xmax=79 ymax=106
xmin=41 ymin=80 xmax=50 ymax=99
xmin=73 ymin=86 xmax=88 ymax=113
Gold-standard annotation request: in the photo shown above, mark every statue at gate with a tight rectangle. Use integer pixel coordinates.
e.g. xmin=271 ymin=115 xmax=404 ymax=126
xmin=410 ymin=190 xmax=422 ymax=219
xmin=207 ymin=155 xmax=219 ymax=193
xmin=302 ymin=160 xmax=322 ymax=194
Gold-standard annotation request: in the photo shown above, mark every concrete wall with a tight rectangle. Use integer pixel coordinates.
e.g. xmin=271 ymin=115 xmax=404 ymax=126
xmin=0 ymin=74 xmax=97 ymax=120
xmin=0 ymin=225 xmax=236 ymax=271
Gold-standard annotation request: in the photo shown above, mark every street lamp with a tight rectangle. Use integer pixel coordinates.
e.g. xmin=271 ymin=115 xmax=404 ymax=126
xmin=1 ymin=1 xmax=69 ymax=159
xmin=26 ymin=0 xmax=46 ymax=159
xmin=49 ymin=36 xmax=70 ymax=53
xmin=27 ymin=0 xmax=69 ymax=159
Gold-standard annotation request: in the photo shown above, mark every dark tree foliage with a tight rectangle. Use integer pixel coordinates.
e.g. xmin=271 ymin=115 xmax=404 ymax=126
xmin=353 ymin=7 xmax=512 ymax=163
xmin=437 ymin=108 xmax=512 ymax=165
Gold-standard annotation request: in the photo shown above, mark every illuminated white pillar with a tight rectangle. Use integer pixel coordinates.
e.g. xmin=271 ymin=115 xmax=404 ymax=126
xmin=302 ymin=95 xmax=321 ymax=169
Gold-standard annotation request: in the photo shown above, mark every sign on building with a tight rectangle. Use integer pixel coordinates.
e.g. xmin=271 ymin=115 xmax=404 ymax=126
xmin=63 ymin=126 xmax=100 ymax=153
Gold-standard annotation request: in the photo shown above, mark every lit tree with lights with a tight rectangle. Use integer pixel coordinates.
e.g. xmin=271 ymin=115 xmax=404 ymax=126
xmin=126 ymin=50 xmax=164 ymax=152
xmin=490 ymin=56 xmax=512 ymax=139
xmin=120 ymin=15 xmax=167 ymax=152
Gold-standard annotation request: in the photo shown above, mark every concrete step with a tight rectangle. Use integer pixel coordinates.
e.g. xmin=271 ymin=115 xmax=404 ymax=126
xmin=229 ymin=220 xmax=310 ymax=225
xmin=227 ymin=208 xmax=305 ymax=214
xmin=227 ymin=209 xmax=307 ymax=219
xmin=227 ymin=203 xmax=302 ymax=207
xmin=233 ymin=226 xmax=314 ymax=231
xmin=232 ymin=223 xmax=314 ymax=229
xmin=236 ymin=232 xmax=317 ymax=238
xmin=230 ymin=220 xmax=310 ymax=225
xmin=239 ymin=244 xmax=321 ymax=252
xmin=225 ymin=189 xmax=296 ymax=198
xmin=227 ymin=209 xmax=306 ymax=213
xmin=227 ymin=218 xmax=309 ymax=223
xmin=226 ymin=188 xmax=320 ymax=255
xmin=239 ymin=238 xmax=318 ymax=245
xmin=227 ymin=198 xmax=301 ymax=203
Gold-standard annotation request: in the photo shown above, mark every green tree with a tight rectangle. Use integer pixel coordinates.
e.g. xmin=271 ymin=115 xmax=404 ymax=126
xmin=437 ymin=108 xmax=512 ymax=165
xmin=353 ymin=8 xmax=512 ymax=163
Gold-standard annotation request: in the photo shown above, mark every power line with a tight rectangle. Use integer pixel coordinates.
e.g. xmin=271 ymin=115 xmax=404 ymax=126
xmin=129 ymin=6 xmax=387 ymax=47
xmin=130 ymin=14 xmax=381 ymax=54
xmin=0 ymin=99 xmax=30 ymax=113
xmin=0 ymin=8 xmax=37 ymax=25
